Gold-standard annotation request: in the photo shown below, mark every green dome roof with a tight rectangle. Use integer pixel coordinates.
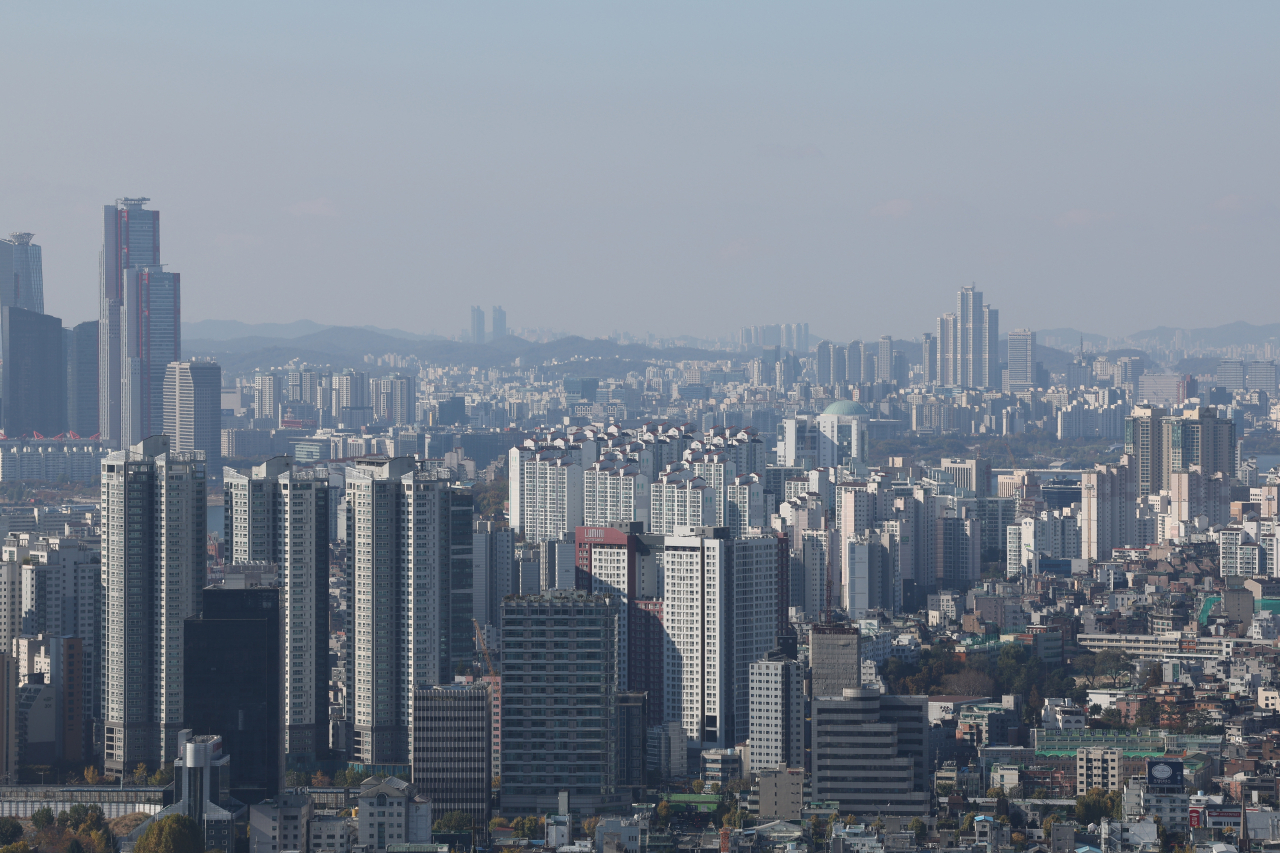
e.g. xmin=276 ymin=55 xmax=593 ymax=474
xmin=822 ymin=400 xmax=870 ymax=416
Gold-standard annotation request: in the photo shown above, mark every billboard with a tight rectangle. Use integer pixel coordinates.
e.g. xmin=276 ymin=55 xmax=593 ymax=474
xmin=1147 ymin=759 xmax=1184 ymax=787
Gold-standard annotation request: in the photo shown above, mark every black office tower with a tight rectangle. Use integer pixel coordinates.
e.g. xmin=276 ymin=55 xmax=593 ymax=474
xmin=185 ymin=586 xmax=283 ymax=805
xmin=65 ymin=320 xmax=99 ymax=437
xmin=2 ymin=306 xmax=66 ymax=436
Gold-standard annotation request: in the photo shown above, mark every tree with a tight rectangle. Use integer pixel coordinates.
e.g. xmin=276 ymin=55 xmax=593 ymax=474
xmin=656 ymin=802 xmax=671 ymax=825
xmin=130 ymin=763 xmax=150 ymax=785
xmin=132 ymin=814 xmax=204 ymax=853
xmin=582 ymin=817 xmax=600 ymax=837
xmin=0 ymin=819 xmax=20 ymax=846
xmin=710 ymin=782 xmax=721 ymax=795
xmin=0 ymin=843 xmax=30 ymax=853
xmin=908 ymin=818 xmax=926 ymax=842
xmin=31 ymin=808 xmax=54 ymax=831
xmin=433 ymin=811 xmax=473 ymax=833
xmin=1076 ymin=788 xmax=1123 ymax=825
xmin=285 ymin=771 xmax=309 ymax=788
xmin=488 ymin=818 xmax=510 ymax=832
xmin=83 ymin=766 xmax=101 ymax=786
xmin=691 ymin=779 xmax=704 ymax=794
xmin=1012 ymin=832 xmax=1027 ymax=847
xmin=987 ymin=787 xmax=1005 ymax=798
xmin=961 ymin=813 xmax=976 ymax=833
xmin=312 ymin=771 xmax=333 ymax=788
xmin=65 ymin=839 xmax=85 ymax=853
xmin=942 ymin=669 xmax=996 ymax=696
xmin=1096 ymin=650 xmax=1130 ymax=686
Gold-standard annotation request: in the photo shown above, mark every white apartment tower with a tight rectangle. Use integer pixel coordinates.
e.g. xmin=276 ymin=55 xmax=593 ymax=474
xmin=663 ymin=529 xmax=779 ymax=750
xmin=582 ymin=454 xmax=651 ymax=529
xmin=508 ymin=448 xmax=584 ymax=543
xmin=345 ymin=457 xmax=473 ymax=767
xmin=649 ymin=465 xmax=717 ymax=536
xmin=748 ymin=651 xmax=804 ymax=772
xmin=224 ymin=458 xmax=331 ymax=762
xmin=101 ymin=435 xmax=207 ymax=777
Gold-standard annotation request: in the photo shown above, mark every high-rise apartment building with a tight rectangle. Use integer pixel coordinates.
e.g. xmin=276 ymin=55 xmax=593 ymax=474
xmin=165 ymin=361 xmax=222 ymax=477
xmin=2 ymin=306 xmax=66 ymax=437
xmin=920 ymin=333 xmax=938 ymax=384
xmin=810 ymin=688 xmax=930 ymax=816
xmin=491 ymin=306 xmax=506 ymax=340
xmin=876 ymin=336 xmax=894 ymax=383
xmin=470 ymin=306 xmax=485 ymax=345
xmin=816 ymin=341 xmax=834 ymax=386
xmin=345 ymin=457 xmax=472 ymax=768
xmin=473 ymin=520 xmax=516 ymax=629
xmin=121 ymin=265 xmax=181 ymax=445
xmin=937 ymin=286 xmax=998 ymax=390
xmin=725 ymin=474 xmax=764 ymax=538
xmin=0 ymin=232 xmax=44 ymax=314
xmin=100 ymin=198 xmax=161 ymax=446
xmin=508 ymin=448 xmax=584 ymax=543
xmin=65 ymin=320 xmax=99 ymax=437
xmin=499 ymin=590 xmax=630 ymax=815
xmin=582 ymin=455 xmax=650 ymax=529
xmin=184 ymin=586 xmax=283 ymax=805
xmin=649 ymin=466 xmax=716 ymax=536
xmin=1080 ymin=459 xmax=1136 ymax=561
xmin=371 ymin=375 xmax=414 ymax=426
xmin=1160 ymin=406 xmax=1235 ymax=491
xmin=1126 ymin=405 xmax=1235 ymax=498
xmin=663 ymin=528 xmax=780 ymax=750
xmin=7 ymin=535 xmax=100 ymax=729
xmin=223 ymin=458 xmax=331 ymax=764
xmin=101 ymin=435 xmax=207 ymax=777
xmin=748 ymin=649 xmax=803 ymax=772
xmin=412 ymin=684 xmax=491 ymax=830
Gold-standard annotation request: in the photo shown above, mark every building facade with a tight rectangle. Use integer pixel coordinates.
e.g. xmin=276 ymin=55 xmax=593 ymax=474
xmin=101 ymin=435 xmax=207 ymax=777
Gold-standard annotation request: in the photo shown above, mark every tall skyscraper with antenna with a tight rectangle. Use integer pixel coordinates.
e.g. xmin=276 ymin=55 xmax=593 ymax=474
xmin=101 ymin=199 xmax=178 ymax=446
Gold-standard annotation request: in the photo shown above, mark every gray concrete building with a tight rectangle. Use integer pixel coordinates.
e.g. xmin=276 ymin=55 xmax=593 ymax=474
xmin=810 ymin=688 xmax=930 ymax=817
xmin=500 ymin=589 xmax=630 ymax=815
xmin=412 ymin=684 xmax=491 ymax=830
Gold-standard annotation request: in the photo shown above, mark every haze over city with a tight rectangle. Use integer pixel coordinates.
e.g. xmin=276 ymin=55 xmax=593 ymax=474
xmin=3 ymin=3 xmax=1278 ymax=341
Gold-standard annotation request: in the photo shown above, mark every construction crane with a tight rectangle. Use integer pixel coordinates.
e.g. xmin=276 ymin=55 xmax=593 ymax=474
xmin=473 ymin=619 xmax=496 ymax=677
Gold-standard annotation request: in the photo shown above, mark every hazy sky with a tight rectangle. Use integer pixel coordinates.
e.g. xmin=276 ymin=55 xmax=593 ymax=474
xmin=2 ymin=3 xmax=1277 ymax=342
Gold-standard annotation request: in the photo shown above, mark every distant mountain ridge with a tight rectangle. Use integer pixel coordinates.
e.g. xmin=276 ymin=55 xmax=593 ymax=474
xmin=182 ymin=319 xmax=441 ymax=341
xmin=183 ymin=328 xmax=724 ymax=375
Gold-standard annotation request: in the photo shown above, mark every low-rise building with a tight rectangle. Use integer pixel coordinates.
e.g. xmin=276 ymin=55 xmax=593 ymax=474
xmin=756 ymin=766 xmax=804 ymax=821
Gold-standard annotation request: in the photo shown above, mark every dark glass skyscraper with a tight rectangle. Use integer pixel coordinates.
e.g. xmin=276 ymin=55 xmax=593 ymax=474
xmin=0 ymin=232 xmax=44 ymax=314
xmin=2 ymin=306 xmax=65 ymax=436
xmin=65 ymin=320 xmax=99 ymax=437
xmin=185 ymin=586 xmax=283 ymax=805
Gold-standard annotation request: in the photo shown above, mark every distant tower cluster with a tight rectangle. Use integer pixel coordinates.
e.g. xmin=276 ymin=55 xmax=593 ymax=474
xmin=936 ymin=285 xmax=999 ymax=390
xmin=470 ymin=306 xmax=485 ymax=345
